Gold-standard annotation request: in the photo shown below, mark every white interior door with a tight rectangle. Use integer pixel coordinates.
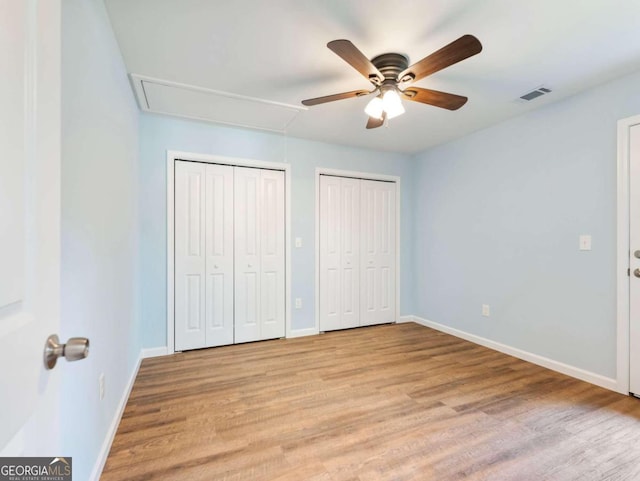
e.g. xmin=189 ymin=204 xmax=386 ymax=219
xmin=204 ymin=164 xmax=234 ymax=347
xmin=175 ymin=161 xmax=207 ymax=350
xmin=235 ymin=167 xmax=285 ymax=343
xmin=0 ymin=0 xmax=61 ymax=451
xmin=360 ymin=180 xmax=397 ymax=326
xmin=175 ymin=161 xmax=234 ymax=350
xmin=235 ymin=167 xmax=262 ymax=343
xmin=629 ymin=124 xmax=640 ymax=395
xmin=319 ymin=175 xmax=360 ymax=331
xmin=259 ymin=169 xmax=286 ymax=340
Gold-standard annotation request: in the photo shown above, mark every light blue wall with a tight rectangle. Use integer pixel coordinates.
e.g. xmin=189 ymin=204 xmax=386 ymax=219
xmin=139 ymin=114 xmax=414 ymax=347
xmin=61 ymin=0 xmax=140 ymax=479
xmin=412 ymin=70 xmax=640 ymax=378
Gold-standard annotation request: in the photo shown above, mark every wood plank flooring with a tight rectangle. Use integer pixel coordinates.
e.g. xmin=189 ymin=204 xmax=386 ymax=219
xmin=101 ymin=323 xmax=640 ymax=480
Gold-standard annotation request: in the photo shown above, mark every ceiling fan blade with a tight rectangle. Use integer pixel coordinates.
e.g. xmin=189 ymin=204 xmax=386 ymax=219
xmin=397 ymin=35 xmax=482 ymax=85
xmin=327 ymin=40 xmax=384 ymax=85
xmin=301 ymin=89 xmax=371 ymax=106
xmin=366 ymin=112 xmax=386 ymax=129
xmin=402 ymin=87 xmax=468 ymax=110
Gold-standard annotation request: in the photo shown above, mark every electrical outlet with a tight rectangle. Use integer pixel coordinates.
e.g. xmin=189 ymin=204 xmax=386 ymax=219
xmin=579 ymin=234 xmax=592 ymax=251
xmin=295 ymin=298 xmax=302 ymax=309
xmin=482 ymin=304 xmax=490 ymax=317
xmin=99 ymin=373 xmax=105 ymax=401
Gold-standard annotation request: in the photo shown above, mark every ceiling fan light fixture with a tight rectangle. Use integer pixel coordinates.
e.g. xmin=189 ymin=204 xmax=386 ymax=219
xmin=364 ymin=96 xmax=384 ymax=119
xmin=382 ymin=89 xmax=405 ymax=119
xmin=302 ymin=35 xmax=482 ymax=129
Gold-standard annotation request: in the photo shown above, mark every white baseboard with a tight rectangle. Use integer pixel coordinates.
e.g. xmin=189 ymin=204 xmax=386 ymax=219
xmin=89 ymin=351 xmax=143 ymax=481
xmin=405 ymin=315 xmax=620 ymax=393
xmin=141 ymin=346 xmax=168 ymax=358
xmin=287 ymin=327 xmax=319 ymax=338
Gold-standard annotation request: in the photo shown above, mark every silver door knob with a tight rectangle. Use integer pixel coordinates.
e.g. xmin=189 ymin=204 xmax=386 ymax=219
xmin=44 ymin=334 xmax=90 ymax=370
xmin=248 ymin=264 xmax=253 ymax=268
xmin=634 ymin=268 xmax=640 ymax=278
xmin=635 ymin=250 xmax=640 ymax=259
xmin=214 ymin=264 xmax=219 ymax=269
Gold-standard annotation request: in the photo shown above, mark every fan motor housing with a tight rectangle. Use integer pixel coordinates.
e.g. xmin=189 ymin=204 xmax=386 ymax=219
xmin=371 ymin=53 xmax=409 ymax=81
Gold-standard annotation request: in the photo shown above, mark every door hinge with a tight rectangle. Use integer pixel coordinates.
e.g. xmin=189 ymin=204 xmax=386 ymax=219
xmin=628 ymin=268 xmax=631 ymax=277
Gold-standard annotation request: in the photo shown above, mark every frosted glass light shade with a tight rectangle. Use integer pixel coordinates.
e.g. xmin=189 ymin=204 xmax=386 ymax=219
xmin=382 ymin=90 xmax=405 ymax=119
xmin=364 ymin=96 xmax=384 ymax=119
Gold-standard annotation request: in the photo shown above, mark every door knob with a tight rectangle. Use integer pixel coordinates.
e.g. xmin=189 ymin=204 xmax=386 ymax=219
xmin=634 ymin=268 xmax=640 ymax=278
xmin=248 ymin=263 xmax=253 ymax=268
xmin=635 ymin=250 xmax=640 ymax=259
xmin=44 ymin=334 xmax=90 ymax=370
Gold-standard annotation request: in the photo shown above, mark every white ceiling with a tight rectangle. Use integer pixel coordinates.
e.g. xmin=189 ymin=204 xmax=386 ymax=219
xmin=104 ymin=0 xmax=640 ymax=154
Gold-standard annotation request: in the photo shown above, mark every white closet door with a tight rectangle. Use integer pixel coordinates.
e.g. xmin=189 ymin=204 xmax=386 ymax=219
xmin=175 ymin=161 xmax=206 ymax=350
xmin=319 ymin=176 xmax=341 ymax=331
xmin=360 ymin=179 xmax=396 ymax=326
xmin=235 ymin=167 xmax=261 ymax=343
xmin=175 ymin=161 xmax=234 ymax=350
xmin=341 ymin=178 xmax=361 ymax=328
xmin=235 ymin=167 xmax=285 ymax=343
xmin=259 ymin=169 xmax=286 ymax=340
xmin=319 ymin=176 xmax=360 ymax=331
xmin=204 ymin=164 xmax=234 ymax=347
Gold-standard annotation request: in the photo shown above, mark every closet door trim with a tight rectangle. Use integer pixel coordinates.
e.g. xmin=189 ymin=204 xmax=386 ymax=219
xmin=167 ymin=151 xmax=291 ymax=354
xmin=315 ymin=168 xmax=401 ymax=335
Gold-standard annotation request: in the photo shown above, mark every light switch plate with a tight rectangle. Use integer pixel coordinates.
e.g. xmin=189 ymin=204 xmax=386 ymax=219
xmin=579 ymin=235 xmax=592 ymax=251
xmin=482 ymin=304 xmax=490 ymax=317
xmin=295 ymin=298 xmax=302 ymax=309
xmin=295 ymin=237 xmax=302 ymax=248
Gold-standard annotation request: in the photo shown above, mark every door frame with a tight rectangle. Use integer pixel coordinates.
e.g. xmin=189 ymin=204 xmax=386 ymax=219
xmin=616 ymin=114 xmax=640 ymax=395
xmin=166 ymin=150 xmax=292 ymax=354
xmin=315 ymin=168 xmax=401 ymax=334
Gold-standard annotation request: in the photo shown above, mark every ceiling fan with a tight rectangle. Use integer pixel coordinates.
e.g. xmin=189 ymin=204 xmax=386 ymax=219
xmin=301 ymin=35 xmax=482 ymax=129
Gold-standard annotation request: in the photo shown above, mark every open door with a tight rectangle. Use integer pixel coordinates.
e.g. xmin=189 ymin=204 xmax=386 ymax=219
xmin=630 ymin=123 xmax=640 ymax=396
xmin=0 ymin=0 xmax=62 ymax=452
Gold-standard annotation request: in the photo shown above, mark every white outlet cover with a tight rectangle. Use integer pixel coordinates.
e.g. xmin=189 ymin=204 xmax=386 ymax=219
xmin=579 ymin=234 xmax=592 ymax=251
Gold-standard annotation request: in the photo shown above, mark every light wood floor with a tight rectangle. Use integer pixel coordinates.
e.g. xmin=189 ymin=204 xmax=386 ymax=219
xmin=101 ymin=323 xmax=640 ymax=481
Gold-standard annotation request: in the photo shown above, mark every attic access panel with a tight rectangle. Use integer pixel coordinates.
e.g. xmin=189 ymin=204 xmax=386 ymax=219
xmin=130 ymin=75 xmax=305 ymax=133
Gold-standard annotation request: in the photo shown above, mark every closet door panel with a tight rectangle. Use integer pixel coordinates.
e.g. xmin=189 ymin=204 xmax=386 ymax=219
xmin=340 ymin=178 xmax=360 ymax=329
xmin=175 ymin=161 xmax=206 ymax=350
xmin=234 ymin=167 xmax=262 ymax=343
xmin=319 ymin=176 xmax=360 ymax=331
xmin=260 ymin=169 xmax=285 ymax=339
xmin=319 ymin=176 xmax=342 ymax=331
xmin=360 ymin=180 xmax=396 ymax=326
xmin=204 ymin=164 xmax=234 ymax=347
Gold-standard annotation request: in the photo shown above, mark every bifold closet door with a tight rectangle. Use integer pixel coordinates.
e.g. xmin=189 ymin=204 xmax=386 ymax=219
xmin=175 ymin=161 xmax=234 ymax=351
xmin=360 ymin=179 xmax=396 ymax=326
xmin=319 ymin=175 xmax=360 ymax=331
xmin=234 ymin=167 xmax=285 ymax=343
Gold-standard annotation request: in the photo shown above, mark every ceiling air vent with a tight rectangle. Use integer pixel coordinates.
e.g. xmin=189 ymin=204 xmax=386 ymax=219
xmin=518 ymin=86 xmax=552 ymax=102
